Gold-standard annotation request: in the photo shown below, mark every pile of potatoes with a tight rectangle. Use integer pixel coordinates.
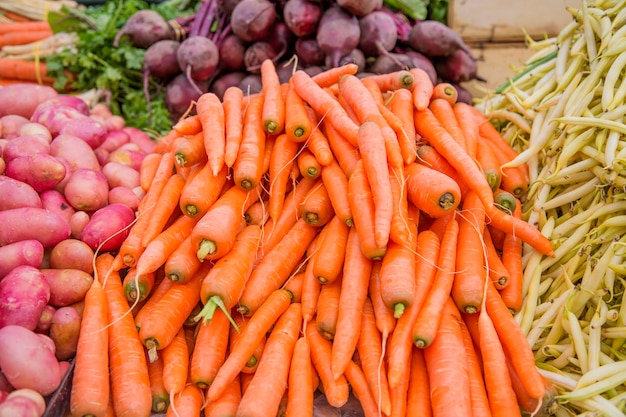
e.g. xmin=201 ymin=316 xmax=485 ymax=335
xmin=0 ymin=83 xmax=154 ymax=416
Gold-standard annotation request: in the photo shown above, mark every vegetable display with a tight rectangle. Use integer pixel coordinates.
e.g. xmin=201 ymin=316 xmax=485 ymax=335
xmin=475 ymin=0 xmax=626 ymax=415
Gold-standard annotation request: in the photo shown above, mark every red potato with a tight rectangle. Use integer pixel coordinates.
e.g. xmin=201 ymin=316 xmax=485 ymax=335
xmin=2 ymin=134 xmax=50 ymax=163
xmin=18 ymin=122 xmax=52 ymax=143
xmin=0 ymin=240 xmax=45 ymax=280
xmin=0 ymin=265 xmax=50 ymax=330
xmin=96 ymin=129 xmax=130 ymax=153
xmin=94 ymin=147 xmax=109 ymax=166
xmin=0 ymin=115 xmax=29 ymax=139
xmin=30 ymin=104 xmax=88 ymax=137
xmin=0 ymin=325 xmax=62 ymax=396
xmin=80 ymin=203 xmax=135 ymax=251
xmin=0 ymin=390 xmax=7 ymax=404
xmin=51 ymin=156 xmax=73 ymax=194
xmin=69 ymin=210 xmax=90 ymax=240
xmin=0 ymin=372 xmax=11 ymax=393
xmin=36 ymin=95 xmax=89 ymax=116
xmin=49 ymin=238 xmax=95 ymax=274
xmin=59 ymin=117 xmax=107 ymax=149
xmin=63 ymin=168 xmax=109 ymax=211
xmin=106 ymin=147 xmax=145 ymax=171
xmin=104 ymin=115 xmax=126 ymax=132
xmin=49 ymin=133 xmax=101 ymax=172
xmin=122 ymin=126 xmax=155 ymax=154
xmin=0 ymin=175 xmax=42 ymax=210
xmin=5 ymin=153 xmax=67 ymax=192
xmin=91 ymin=103 xmax=113 ymax=119
xmin=35 ymin=305 xmax=56 ymax=334
xmin=0 ymin=388 xmax=47 ymax=417
xmin=0 ymin=83 xmax=58 ymax=119
xmin=102 ymin=161 xmax=141 ymax=189
xmin=40 ymin=268 xmax=93 ymax=307
xmin=108 ymin=186 xmax=141 ymax=212
xmin=39 ymin=189 xmax=75 ymax=225
xmin=49 ymin=306 xmax=81 ymax=361
xmin=0 ymin=207 xmax=71 ymax=248
xmin=0 ymin=158 xmax=4 ymax=175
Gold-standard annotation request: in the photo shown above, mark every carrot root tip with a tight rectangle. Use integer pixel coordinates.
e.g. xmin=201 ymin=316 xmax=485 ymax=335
xmin=392 ymin=303 xmax=405 ymax=319
xmin=197 ymin=239 xmax=217 ymax=260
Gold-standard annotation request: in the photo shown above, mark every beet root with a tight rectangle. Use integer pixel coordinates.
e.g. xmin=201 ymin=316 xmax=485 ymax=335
xmin=165 ymin=74 xmax=209 ymax=122
xmin=336 ymin=0 xmax=382 ymax=17
xmin=231 ymin=0 xmax=277 ymax=42
xmin=409 ymin=19 xmax=474 ymax=58
xmin=218 ymin=34 xmax=247 ymax=71
xmin=366 ymin=52 xmax=414 ymax=74
xmin=316 ymin=6 xmax=361 ymax=68
xmin=177 ymin=36 xmax=220 ymax=94
xmin=295 ymin=35 xmax=325 ymax=67
xmin=144 ymin=40 xmax=181 ymax=79
xmin=283 ymin=0 xmax=322 ymax=37
xmin=113 ymin=10 xmax=175 ymax=49
xmin=244 ymin=41 xmax=278 ymax=73
xmin=434 ymin=49 xmax=482 ymax=83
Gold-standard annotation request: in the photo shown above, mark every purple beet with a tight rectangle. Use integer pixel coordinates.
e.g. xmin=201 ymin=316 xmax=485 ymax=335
xmin=409 ymin=20 xmax=474 ymax=58
xmin=295 ymin=35 xmax=325 ymax=67
xmin=230 ymin=0 xmax=277 ymax=42
xmin=283 ymin=0 xmax=322 ymax=37
xmin=336 ymin=0 xmax=382 ymax=17
xmin=276 ymin=59 xmax=302 ymax=84
xmin=404 ymin=50 xmax=437 ymax=84
xmin=316 ymin=6 xmax=361 ymax=68
xmin=143 ymin=40 xmax=181 ymax=119
xmin=165 ymin=73 xmax=209 ymax=121
xmin=244 ymin=41 xmax=278 ymax=73
xmin=434 ymin=49 xmax=481 ymax=83
xmin=358 ymin=11 xmax=398 ymax=58
xmin=209 ymin=72 xmax=247 ymax=100
xmin=113 ymin=10 xmax=175 ymax=49
xmin=336 ymin=48 xmax=366 ymax=73
xmin=177 ymin=36 xmax=220 ymax=94
xmin=366 ymin=52 xmax=414 ymax=74
xmin=218 ymin=0 xmax=243 ymax=15
xmin=218 ymin=34 xmax=247 ymax=71
xmin=238 ymin=74 xmax=263 ymax=95
xmin=267 ymin=21 xmax=296 ymax=63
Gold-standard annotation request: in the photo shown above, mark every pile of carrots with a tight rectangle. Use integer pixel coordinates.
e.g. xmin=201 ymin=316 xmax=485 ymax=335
xmin=71 ymin=60 xmax=558 ymax=417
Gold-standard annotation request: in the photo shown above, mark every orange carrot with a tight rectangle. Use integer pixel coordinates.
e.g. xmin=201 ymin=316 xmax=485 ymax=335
xmin=301 ymin=239 xmax=321 ymax=323
xmin=453 ymin=101 xmax=479 ymax=159
xmin=122 ymin=267 xmax=155 ymax=303
xmin=173 ymin=132 xmax=206 ymax=168
xmin=163 ymin=235 xmax=203 ymax=284
xmin=498 ymin=202 xmax=524 ymax=314
xmin=285 ymin=79 xmax=313 ymax=142
xmin=173 ymin=114 xmax=202 ymax=136
xmin=388 ymin=87 xmax=417 ymax=165
xmin=237 ymin=218 xmax=318 ymax=317
xmin=0 ymin=20 xmax=51 ymax=35
xmin=297 ymin=146 xmax=322 ymax=179
xmin=404 ymin=161 xmax=462 ymax=219
xmin=415 ymin=144 xmax=470 ymax=197
xmin=140 ymin=173 xmax=186 ymax=247
xmin=164 ymin=384 xmax=203 ymax=417
xmin=459 ymin=314 xmax=492 ymax=417
xmin=331 ymin=226 xmax=372 ymax=379
xmin=203 ymin=373 xmax=242 ymax=417
xmin=244 ymin=199 xmax=269 ymax=226
xmin=139 ymin=153 xmax=163 ymax=192
xmin=69 ymin=258 xmax=110 ymax=417
xmin=285 ymin=336 xmax=314 ymax=417
xmin=344 ymin=360 xmax=381 ymax=417
xmin=315 ymin=273 xmax=342 ymax=340
xmin=260 ymin=59 xmax=285 ymax=134
xmin=320 ymin=158 xmax=352 ymax=227
xmin=190 ymin=308 xmax=230 ymax=389
xmin=207 ymin=289 xmax=293 ymax=402
xmin=410 ymin=67 xmax=435 ymax=111
xmin=431 ymin=82 xmax=458 ymax=105
xmin=311 ymin=215 xmax=349 ymax=284
xmin=237 ymin=303 xmax=302 ymax=417
xmin=310 ymin=63 xmax=358 ymax=87
xmin=430 ymin=97 xmax=468 ymax=153
xmin=406 ymin=347 xmax=432 ymax=417
xmin=323 ymin=119 xmax=360 ymax=177
xmin=300 ymin=179 xmax=334 ymax=227
xmin=134 ymin=273 xmax=173 ymax=331
xmin=483 ymin=226 xmax=510 ymax=289
xmin=146 ymin=352 xmax=169 ymax=413
xmin=230 ymin=314 xmax=267 ymax=374
xmin=368 ymin=260 xmax=396 ymax=343
xmin=367 ymin=69 xmax=414 ymax=92
xmin=161 ymin=327 xmax=189 ymax=416
xmin=269 ymin=133 xmax=299 ymax=220
xmin=476 ymin=134 xmax=503 ymax=191
xmin=223 ymin=85 xmax=245 ymax=168
xmin=179 ymin=163 xmax=229 ymax=218
xmin=304 ymin=107 xmax=334 ymax=166
xmin=0 ymin=58 xmax=55 ymax=84
xmin=197 ymin=92 xmax=226 ymax=175
xmin=233 ymin=93 xmax=266 ymax=190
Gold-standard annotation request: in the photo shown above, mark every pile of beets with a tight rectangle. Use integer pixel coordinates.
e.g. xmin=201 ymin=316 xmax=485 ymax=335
xmin=114 ymin=0 xmax=481 ymax=121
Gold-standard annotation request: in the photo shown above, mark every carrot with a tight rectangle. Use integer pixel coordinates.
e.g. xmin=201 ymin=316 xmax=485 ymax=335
xmin=173 ymin=114 xmax=202 ymax=136
xmin=304 ymin=107 xmax=334 ymax=166
xmin=301 ymin=239 xmax=321 ymax=323
xmin=140 ymin=173 xmax=186 ymax=247
xmin=269 ymin=133 xmax=299 ymax=220
xmin=431 ymin=82 xmax=458 ymax=105
xmin=203 ymin=373 xmax=242 ymax=417
xmin=424 ymin=298 xmax=472 ymax=416
xmin=134 ymin=273 xmax=173 ymax=331
xmin=146 ymin=352 xmax=169 ymax=413
xmin=331 ymin=226 xmax=372 ymax=379
xmin=285 ymin=336 xmax=314 ymax=417
xmin=387 ymin=230 xmax=440 ymax=389
xmin=453 ymin=101 xmax=479 ymax=160
xmin=230 ymin=314 xmax=267 ymax=374
xmin=173 ymin=132 xmax=206 ymax=168
xmin=139 ymin=153 xmax=163 ymax=192
xmin=260 ymin=59 xmax=285 ymax=134
xmin=485 ymin=280 xmax=546 ymax=401
xmin=191 ymin=183 xmax=260 ymax=261
xmin=348 ymin=159 xmax=386 ymax=260
xmin=368 ymin=260 xmax=396 ymax=342
xmin=196 ymin=224 xmax=262 ymax=323
xmin=413 ymin=217 xmax=459 ymax=348
xmin=415 ymin=144 xmax=470 ymax=197
xmin=244 ymin=199 xmax=269 ymax=226
xmin=323 ymin=119 xmax=360 ymax=177
xmin=152 ymin=129 xmax=180 ymax=154
xmin=459 ymin=315 xmax=492 ymax=417
xmin=134 ymin=214 xmax=199 ymax=279
xmin=0 ymin=29 xmax=52 ymax=45
xmin=0 ymin=58 xmax=55 ymax=83
xmin=237 ymin=218 xmax=318 ymax=317
xmin=404 ymin=161 xmax=461 ymax=219
xmin=477 ymin=307 xmax=522 ymax=417
xmin=498 ymin=202 xmax=524 ymax=313
xmin=357 ymin=298 xmax=392 ymax=416
xmin=320 ymin=158 xmax=352 ymax=227
xmin=368 ymin=69 xmax=415 ymax=91
xmin=311 ymin=215 xmax=349 ymax=284
xmin=292 ymin=69 xmax=360 ymax=146
xmin=206 ymin=289 xmax=293 ymax=402
xmin=261 ymin=132 xmax=276 ymax=175
xmin=122 ymin=267 xmax=155 ymax=303
xmin=222 ymin=86 xmax=245 ymax=167
xmin=379 ymin=221 xmax=418 ymax=318
xmin=415 ymin=107 xmax=495 ymax=209
xmin=410 ymin=67 xmax=435 ymax=111
xmin=297 ymin=146 xmax=321 ymax=179
xmin=163 ymin=235 xmax=202 ymax=284
xmin=344 ymin=360 xmax=381 ymax=417
xmin=190 ymin=308 xmax=230 ymax=389
xmin=476 ymin=134 xmax=503 ymax=191
xmin=483 ymin=226 xmax=510 ymax=289
xmin=236 ymin=303 xmax=302 ymax=417
xmin=233 ymin=93 xmax=267 ymax=190
xmin=300 ymin=179 xmax=334 ymax=227
xmin=161 ymin=327 xmax=189 ymax=416
xmin=164 ymin=384 xmax=202 ymax=417
xmin=315 ymin=273 xmax=342 ymax=340
xmin=180 ymin=164 xmax=229 ymax=218
xmin=0 ymin=20 xmax=51 ymax=35
xmin=305 ymin=320 xmax=350 ymax=408
xmin=196 ymin=92 xmax=226 ymax=175
xmin=388 ymin=88 xmax=417 ymax=165
xmin=285 ymin=79 xmax=313 ymax=142
xmin=406 ymin=347 xmax=432 ymax=417
xmin=139 ymin=262 xmax=209 ymax=362
xmin=452 ymin=190 xmax=487 ymax=314
xmin=430 ymin=97 xmax=468 ymax=153
xmin=310 ymin=63 xmax=358 ymax=87
xmin=69 ymin=257 xmax=110 ymax=417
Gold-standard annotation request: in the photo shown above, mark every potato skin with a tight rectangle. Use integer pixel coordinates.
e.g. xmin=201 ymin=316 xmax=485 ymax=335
xmin=40 ymin=268 xmax=93 ymax=307
xmin=0 ymin=265 xmax=50 ymax=330
xmin=0 ymin=207 xmax=71 ymax=248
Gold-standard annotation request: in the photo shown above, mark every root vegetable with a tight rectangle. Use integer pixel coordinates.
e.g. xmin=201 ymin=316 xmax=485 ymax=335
xmin=283 ymin=0 xmax=322 ymax=37
xmin=2 ymin=134 xmax=50 ymax=163
xmin=177 ymin=36 xmax=220 ymax=94
xmin=58 ymin=117 xmax=107 ymax=149
xmin=122 ymin=127 xmax=155 ymax=154
xmin=102 ymin=161 xmax=141 ymax=190
xmin=0 ymin=389 xmax=46 ymax=417
xmin=0 ymin=240 xmax=44 ymax=280
xmin=63 ymin=168 xmax=109 ymax=212
xmin=244 ymin=41 xmax=278 ymax=72
xmin=35 ymin=305 xmax=56 ymax=334
xmin=336 ymin=0 xmax=382 ymax=16
xmin=0 ymin=83 xmax=57 ymax=119
xmin=295 ymin=36 xmax=325 ymax=67
xmin=357 ymin=11 xmax=398 ymax=59
xmin=0 ymin=325 xmax=62 ymax=396
xmin=113 ymin=9 xmax=176 ymax=49
xmin=0 ymin=207 xmax=70 ymax=248
xmin=434 ymin=49 xmax=481 ymax=83
xmin=108 ymin=186 xmax=142 ymax=212
xmin=69 ymin=211 xmax=90 ymax=240
xmin=80 ymin=203 xmax=135 ymax=252
xmin=49 ymin=306 xmax=81 ymax=361
xmin=5 ymin=153 xmax=67 ymax=192
xmin=39 ymin=189 xmax=75 ymax=225
xmin=218 ymin=34 xmax=247 ymax=71
xmin=165 ymin=73 xmax=208 ymax=121
xmin=210 ymin=71 xmax=247 ymax=100
xmin=0 ymin=266 xmax=50 ymax=330
xmin=0 ymin=115 xmax=29 ymax=138
xmin=0 ymin=175 xmax=42 ymax=210
xmin=49 ymin=133 xmax=101 ymax=172
xmin=316 ymin=6 xmax=361 ymax=68
xmin=409 ymin=19 xmax=473 ymax=58
xmin=366 ymin=52 xmax=413 ymax=74
xmin=95 ymin=129 xmax=130 ymax=154
xmin=231 ymin=0 xmax=277 ymax=42
xmin=41 ymin=269 xmax=94 ymax=308
xmin=49 ymin=238 xmax=95 ymax=274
